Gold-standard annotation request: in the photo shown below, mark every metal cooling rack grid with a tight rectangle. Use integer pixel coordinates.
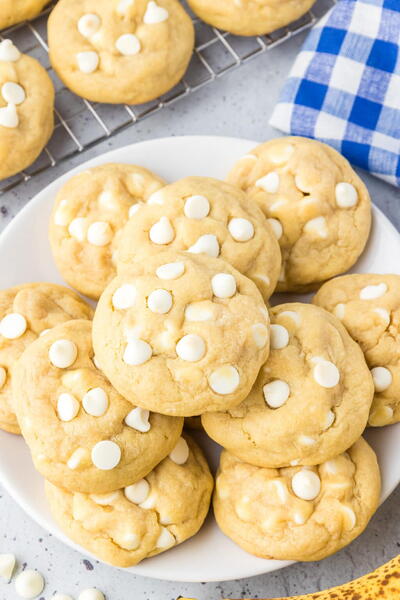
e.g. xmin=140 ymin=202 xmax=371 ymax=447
xmin=0 ymin=0 xmax=336 ymax=195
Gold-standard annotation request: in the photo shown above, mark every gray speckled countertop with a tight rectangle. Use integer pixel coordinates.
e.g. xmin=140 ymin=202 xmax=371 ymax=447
xmin=1 ymin=21 xmax=400 ymax=600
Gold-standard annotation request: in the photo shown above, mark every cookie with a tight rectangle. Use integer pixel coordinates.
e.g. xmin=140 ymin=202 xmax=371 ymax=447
xmin=313 ymin=274 xmax=400 ymax=427
xmin=49 ymin=163 xmax=166 ymax=300
xmin=45 ymin=434 xmax=213 ymax=567
xmin=116 ymin=176 xmax=281 ymax=301
xmin=202 ymin=303 xmax=374 ymax=467
xmin=93 ymin=250 xmax=270 ymax=416
xmin=187 ymin=0 xmax=316 ymax=36
xmin=228 ymin=137 xmax=371 ymax=292
xmin=48 ymin=0 xmax=194 ymax=104
xmin=0 ymin=283 xmax=93 ymax=435
xmin=0 ymin=39 xmax=54 ymax=181
xmin=214 ymin=438 xmax=380 ymax=562
xmin=0 ymin=1 xmax=50 ymax=29
xmin=14 ymin=319 xmax=183 ymax=493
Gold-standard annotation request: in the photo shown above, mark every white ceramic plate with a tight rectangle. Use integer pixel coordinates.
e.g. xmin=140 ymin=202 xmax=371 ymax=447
xmin=0 ymin=136 xmax=399 ymax=583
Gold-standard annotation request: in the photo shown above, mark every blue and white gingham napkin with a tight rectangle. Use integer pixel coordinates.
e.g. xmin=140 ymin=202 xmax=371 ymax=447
xmin=269 ymin=0 xmax=400 ymax=186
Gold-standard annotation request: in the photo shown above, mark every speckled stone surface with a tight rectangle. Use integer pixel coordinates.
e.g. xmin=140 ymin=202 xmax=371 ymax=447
xmin=0 ymin=25 xmax=400 ymax=600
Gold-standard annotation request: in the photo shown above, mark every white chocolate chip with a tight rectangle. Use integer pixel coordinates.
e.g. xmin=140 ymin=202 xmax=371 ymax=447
xmin=278 ymin=310 xmax=301 ymax=326
xmin=187 ymin=234 xmax=219 ymax=257
xmin=371 ymin=366 xmax=392 ymax=392
xmin=123 ymin=339 xmax=152 ymax=365
xmin=124 ymin=406 xmax=151 ymax=432
xmin=334 ymin=303 xmax=346 ymax=319
xmin=54 ymin=200 xmax=69 ymax=226
xmin=143 ymin=1 xmax=169 ymax=23
xmin=0 ymin=553 xmax=15 ymax=581
xmin=68 ymin=217 xmax=87 ymax=242
xmin=228 ymin=218 xmax=254 ymax=242
xmin=208 ymin=365 xmax=240 ymax=395
xmin=256 ymin=171 xmax=280 ymax=193
xmin=1 ymin=82 xmax=25 ymax=105
xmin=57 ymin=392 xmax=80 ymax=422
xmin=49 ymin=339 xmax=77 ymax=369
xmin=270 ymin=324 xmax=289 ymax=350
xmin=149 ymin=216 xmax=175 ymax=244
xmin=251 ymin=323 xmax=268 ymax=348
xmin=272 ymin=479 xmax=288 ymax=503
xmin=340 ymin=504 xmax=357 ymax=530
xmin=323 ymin=459 xmax=338 ymax=475
xmin=298 ymin=435 xmax=317 ymax=446
xmin=324 ymin=410 xmax=335 ymax=430
xmin=267 ymin=143 xmax=294 ymax=164
xmin=184 ymin=302 xmax=213 ymax=322
xmin=15 ymin=570 xmax=44 ymax=599
xmin=373 ymin=307 xmax=390 ymax=326
xmin=78 ymin=589 xmax=105 ymax=600
xmin=176 ymin=334 xmax=206 ymax=362
xmin=112 ymin=284 xmax=137 ymax=309
xmin=267 ymin=218 xmax=283 ymax=240
xmin=118 ymin=532 xmax=139 ymax=551
xmin=291 ymin=469 xmax=321 ymax=501
xmin=156 ymin=527 xmax=175 ymax=549
xmin=360 ymin=283 xmax=388 ymax=300
xmin=90 ymin=491 xmax=119 ymax=505
xmin=67 ymin=448 xmax=87 ymax=470
xmin=98 ymin=190 xmax=118 ymax=210
xmin=125 ymin=479 xmax=150 ymax=504
xmin=211 ymin=273 xmax=237 ymax=298
xmin=87 ymin=221 xmax=112 ymax=246
xmin=148 ymin=289 xmax=173 ymax=314
xmin=304 ymin=216 xmax=328 ymax=238
xmin=293 ymin=512 xmax=306 ymax=526
xmin=156 ymin=261 xmax=185 ymax=280
xmin=269 ymin=198 xmax=288 ymax=212
xmin=129 ymin=202 xmax=142 ymax=217
xmin=83 ymin=387 xmax=108 ymax=417
xmin=76 ymin=51 xmax=99 ymax=73
xmin=0 ymin=40 xmax=21 ymax=62
xmin=117 ymin=0 xmax=133 ymax=15
xmin=139 ymin=492 xmax=156 ymax=509
xmin=0 ymin=367 xmax=6 ymax=389
xmin=116 ymin=33 xmax=141 ymax=56
xmin=147 ymin=189 xmax=164 ymax=205
xmin=263 ymin=380 xmax=290 ymax=408
xmin=78 ymin=14 xmax=101 ymax=38
xmin=91 ymin=440 xmax=121 ymax=470
xmin=169 ymin=437 xmax=189 ymax=464
xmin=313 ymin=359 xmax=340 ymax=388
xmin=335 ymin=182 xmax=358 ymax=208
xmin=0 ymin=313 xmax=27 ymax=339
xmin=0 ymin=103 xmax=18 ymax=128
xmin=184 ymin=195 xmax=210 ymax=219
xmin=294 ymin=174 xmax=311 ymax=193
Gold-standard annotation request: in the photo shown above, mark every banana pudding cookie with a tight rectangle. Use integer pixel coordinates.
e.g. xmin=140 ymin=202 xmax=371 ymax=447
xmin=93 ymin=251 xmax=270 ymax=416
xmin=49 ymin=163 xmax=166 ymax=300
xmin=228 ymin=137 xmax=371 ymax=292
xmin=214 ymin=439 xmax=380 ymax=561
xmin=187 ymin=0 xmax=316 ymax=37
xmin=0 ymin=1 xmax=51 ymax=29
xmin=202 ymin=303 xmax=374 ymax=467
xmin=0 ymin=39 xmax=54 ymax=181
xmin=45 ymin=434 xmax=213 ymax=567
xmin=314 ymin=274 xmax=400 ymax=427
xmin=0 ymin=283 xmax=92 ymax=435
xmin=116 ymin=176 xmax=281 ymax=301
xmin=14 ymin=319 xmax=183 ymax=493
xmin=48 ymin=0 xmax=194 ymax=104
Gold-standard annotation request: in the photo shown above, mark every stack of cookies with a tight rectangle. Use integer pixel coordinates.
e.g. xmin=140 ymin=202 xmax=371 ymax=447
xmin=2 ymin=136 xmax=392 ymax=567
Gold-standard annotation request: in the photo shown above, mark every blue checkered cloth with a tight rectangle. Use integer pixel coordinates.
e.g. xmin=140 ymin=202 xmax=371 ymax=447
xmin=269 ymin=0 xmax=400 ymax=186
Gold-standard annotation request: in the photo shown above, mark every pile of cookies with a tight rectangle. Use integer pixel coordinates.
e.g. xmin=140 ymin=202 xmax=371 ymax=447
xmin=2 ymin=135 xmax=395 ymax=568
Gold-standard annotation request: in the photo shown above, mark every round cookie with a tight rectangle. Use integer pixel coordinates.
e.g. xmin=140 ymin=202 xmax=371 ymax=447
xmin=214 ymin=438 xmax=380 ymax=562
xmin=0 ymin=39 xmax=54 ymax=181
xmin=49 ymin=163 xmax=166 ymax=300
xmin=202 ymin=303 xmax=374 ymax=467
xmin=48 ymin=0 xmax=195 ymax=104
xmin=0 ymin=283 xmax=93 ymax=435
xmin=45 ymin=434 xmax=213 ymax=567
xmin=14 ymin=319 xmax=183 ymax=493
xmin=228 ymin=137 xmax=372 ymax=292
xmin=93 ymin=250 xmax=270 ymax=416
xmin=116 ymin=176 xmax=281 ymax=301
xmin=187 ymin=0 xmax=316 ymax=37
xmin=0 ymin=1 xmax=51 ymax=29
xmin=313 ymin=274 xmax=400 ymax=427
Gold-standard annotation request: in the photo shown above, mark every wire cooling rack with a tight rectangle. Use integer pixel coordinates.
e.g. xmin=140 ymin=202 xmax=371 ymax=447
xmin=0 ymin=0 xmax=335 ymax=195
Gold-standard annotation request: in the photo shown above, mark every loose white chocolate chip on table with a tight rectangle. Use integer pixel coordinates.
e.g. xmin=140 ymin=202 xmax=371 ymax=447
xmin=263 ymin=380 xmax=290 ymax=408
xmin=176 ymin=334 xmax=206 ymax=362
xmin=91 ymin=440 xmax=121 ymax=470
xmin=313 ymin=359 xmax=340 ymax=388
xmin=324 ymin=410 xmax=335 ymax=430
xmin=211 ymin=273 xmax=237 ymax=298
xmin=0 ymin=313 xmax=27 ymax=339
xmin=87 ymin=221 xmax=112 ymax=246
xmin=184 ymin=195 xmax=210 ymax=219
xmin=83 ymin=387 xmax=108 ymax=417
xmin=184 ymin=302 xmax=213 ymax=322
xmin=187 ymin=234 xmax=219 ymax=257
xmin=76 ymin=51 xmax=99 ymax=73
xmin=78 ymin=589 xmax=105 ymax=600
xmin=0 ymin=366 xmax=6 ymax=389
xmin=115 ymin=33 xmax=141 ymax=56
xmin=67 ymin=448 xmax=87 ymax=470
xmin=304 ymin=216 xmax=328 ymax=238
xmin=0 ymin=40 xmax=21 ymax=62
xmin=148 ymin=289 xmax=173 ymax=314
xmin=144 ymin=1 xmax=169 ymax=23
xmin=371 ymin=366 xmax=392 ymax=392
xmin=335 ymin=182 xmax=358 ymax=208
xmin=208 ymin=365 xmax=240 ymax=395
xmin=267 ymin=218 xmax=283 ymax=240
xmin=169 ymin=437 xmax=189 ymax=464
xmin=57 ymin=393 xmax=80 ymax=422
xmin=156 ymin=261 xmax=185 ymax=280
xmin=123 ymin=338 xmax=152 ymax=365
xmin=0 ymin=553 xmax=15 ymax=581
xmin=228 ymin=217 xmax=254 ymax=242
xmin=270 ymin=324 xmax=289 ymax=350
xmin=2 ymin=82 xmax=25 ymax=105
xmin=68 ymin=218 xmax=87 ymax=242
xmin=124 ymin=406 xmax=151 ymax=432
xmin=360 ymin=283 xmax=388 ymax=300
xmin=0 ymin=104 xmax=18 ymax=128
xmin=291 ymin=469 xmax=321 ymax=501
xmin=90 ymin=491 xmax=119 ymax=505
xmin=49 ymin=339 xmax=78 ymax=368
xmin=334 ymin=303 xmax=346 ymax=319
xmin=15 ymin=569 xmax=44 ymax=599
xmin=255 ymin=171 xmax=280 ymax=193
xmin=125 ymin=479 xmax=150 ymax=504
xmin=373 ymin=307 xmax=390 ymax=325
xmin=112 ymin=284 xmax=137 ymax=309
xmin=278 ymin=310 xmax=301 ymax=326
xmin=251 ymin=323 xmax=268 ymax=348
xmin=149 ymin=216 xmax=175 ymax=244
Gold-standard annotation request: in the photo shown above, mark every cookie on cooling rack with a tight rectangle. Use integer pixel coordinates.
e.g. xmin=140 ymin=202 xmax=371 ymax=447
xmin=0 ymin=39 xmax=54 ymax=181
xmin=48 ymin=0 xmax=194 ymax=104
xmin=45 ymin=434 xmax=213 ymax=567
xmin=49 ymin=163 xmax=166 ymax=300
xmin=0 ymin=0 xmax=51 ymax=29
